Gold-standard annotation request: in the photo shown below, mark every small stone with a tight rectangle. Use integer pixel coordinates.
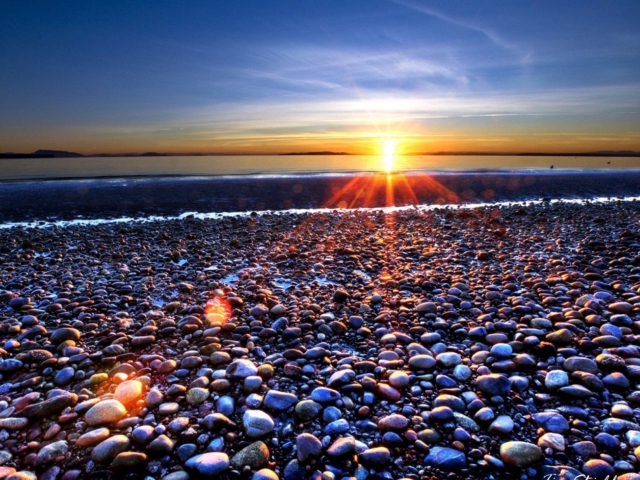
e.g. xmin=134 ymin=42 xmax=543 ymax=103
xmin=50 ymin=328 xmax=81 ymax=344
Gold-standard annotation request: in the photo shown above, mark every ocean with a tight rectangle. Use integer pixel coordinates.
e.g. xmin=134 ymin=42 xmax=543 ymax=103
xmin=1 ymin=154 xmax=639 ymax=181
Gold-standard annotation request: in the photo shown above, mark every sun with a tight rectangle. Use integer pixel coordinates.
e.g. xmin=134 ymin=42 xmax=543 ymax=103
xmin=382 ymin=139 xmax=397 ymax=173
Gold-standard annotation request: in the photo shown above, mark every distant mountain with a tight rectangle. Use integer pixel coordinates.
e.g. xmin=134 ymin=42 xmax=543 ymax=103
xmin=280 ymin=151 xmax=351 ymax=155
xmin=34 ymin=149 xmax=84 ymax=157
xmin=0 ymin=149 xmax=84 ymax=159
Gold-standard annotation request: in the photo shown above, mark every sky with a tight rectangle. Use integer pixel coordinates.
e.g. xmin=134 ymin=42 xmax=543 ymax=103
xmin=1 ymin=1 xmax=640 ymax=155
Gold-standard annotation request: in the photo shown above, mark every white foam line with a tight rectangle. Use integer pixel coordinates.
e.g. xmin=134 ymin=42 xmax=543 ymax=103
xmin=1 ymin=196 xmax=639 ymax=230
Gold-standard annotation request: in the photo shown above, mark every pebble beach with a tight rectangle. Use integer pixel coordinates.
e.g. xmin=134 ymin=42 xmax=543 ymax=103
xmin=0 ymin=192 xmax=640 ymax=480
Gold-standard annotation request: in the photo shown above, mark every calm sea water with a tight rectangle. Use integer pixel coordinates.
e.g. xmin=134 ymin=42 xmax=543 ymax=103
xmin=1 ymin=154 xmax=639 ymax=181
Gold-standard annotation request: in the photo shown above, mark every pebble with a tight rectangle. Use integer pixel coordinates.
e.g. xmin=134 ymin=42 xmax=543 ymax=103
xmin=0 ymin=201 xmax=639 ymax=480
xmin=476 ymin=374 xmax=511 ymax=396
xmin=91 ymin=435 xmax=131 ymax=463
xmin=85 ymin=400 xmax=128 ymax=426
xmin=114 ymin=380 xmax=144 ymax=406
xmin=359 ymin=447 xmax=390 ymax=466
xmin=500 ymin=441 xmax=542 ymax=467
xmin=76 ymin=427 xmax=111 ymax=447
xmin=185 ymin=452 xmax=230 ymax=477
xmin=296 ymin=433 xmax=322 ymax=462
xmin=226 ymin=359 xmax=258 ymax=378
xmin=34 ymin=440 xmax=68 ymax=466
xmin=111 ymin=452 xmax=147 ymax=471
xmin=263 ymin=390 xmax=298 ymax=411
xmin=545 ymin=370 xmax=569 ymax=390
xmin=488 ymin=415 xmax=514 ymax=434
xmin=243 ymin=410 xmax=275 ymax=438
xmin=231 ymin=441 xmax=269 ymax=469
xmin=424 ymin=446 xmax=466 ymax=470
xmin=538 ymin=432 xmax=565 ymax=451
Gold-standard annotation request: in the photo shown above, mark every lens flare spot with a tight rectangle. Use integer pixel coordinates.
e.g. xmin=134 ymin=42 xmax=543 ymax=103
xmin=205 ymin=297 xmax=232 ymax=325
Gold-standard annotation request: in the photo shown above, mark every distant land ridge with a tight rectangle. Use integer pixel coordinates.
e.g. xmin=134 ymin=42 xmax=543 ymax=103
xmin=280 ymin=151 xmax=350 ymax=155
xmin=1 ymin=149 xmax=639 ymax=159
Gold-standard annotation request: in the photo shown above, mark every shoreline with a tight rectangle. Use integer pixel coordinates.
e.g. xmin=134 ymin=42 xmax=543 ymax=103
xmin=1 ymin=170 xmax=640 ymax=224
xmin=0 ymin=200 xmax=639 ymax=479
xmin=1 ymin=195 xmax=639 ymax=231
xmin=2 ymin=167 xmax=640 ymax=185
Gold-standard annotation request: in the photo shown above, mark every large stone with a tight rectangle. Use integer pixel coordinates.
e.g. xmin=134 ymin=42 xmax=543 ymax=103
xmin=296 ymin=433 xmax=322 ymax=462
xmin=91 ymin=435 xmax=130 ymax=463
xmin=359 ymin=447 xmax=391 ymax=466
xmin=18 ymin=393 xmax=77 ymax=419
xmin=545 ymin=370 xmax=569 ymax=390
xmin=34 ymin=440 xmax=68 ymax=466
xmin=500 ymin=441 xmax=542 ymax=467
xmin=185 ymin=452 xmax=230 ymax=478
xmin=563 ymin=357 xmax=597 ymax=374
xmin=114 ymin=380 xmax=143 ymax=406
xmin=263 ymin=391 xmax=298 ymax=411
xmin=378 ymin=414 xmax=409 ymax=431
xmin=111 ymin=452 xmax=147 ymax=471
xmin=408 ymin=355 xmax=436 ymax=370
xmin=309 ymin=387 xmax=340 ymax=403
xmin=226 ymin=359 xmax=258 ymax=378
xmin=424 ymin=446 xmax=466 ymax=471
xmin=85 ymin=400 xmax=127 ymax=426
xmin=243 ymin=410 xmax=275 ymax=438
xmin=476 ymin=374 xmax=511 ymax=396
xmin=231 ymin=441 xmax=269 ymax=470
xmin=50 ymin=328 xmax=81 ymax=344
xmin=76 ymin=427 xmax=111 ymax=447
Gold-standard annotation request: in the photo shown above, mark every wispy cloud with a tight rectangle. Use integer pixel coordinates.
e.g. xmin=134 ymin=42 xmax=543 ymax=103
xmin=390 ymin=0 xmax=533 ymax=63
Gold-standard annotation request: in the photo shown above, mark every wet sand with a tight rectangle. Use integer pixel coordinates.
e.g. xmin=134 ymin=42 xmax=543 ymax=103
xmin=1 ymin=170 xmax=640 ymax=223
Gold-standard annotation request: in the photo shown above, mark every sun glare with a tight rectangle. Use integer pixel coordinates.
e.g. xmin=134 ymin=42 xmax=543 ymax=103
xmin=382 ymin=139 xmax=397 ymax=173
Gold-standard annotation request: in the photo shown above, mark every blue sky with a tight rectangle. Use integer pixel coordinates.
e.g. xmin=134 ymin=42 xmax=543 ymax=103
xmin=1 ymin=1 xmax=639 ymax=154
